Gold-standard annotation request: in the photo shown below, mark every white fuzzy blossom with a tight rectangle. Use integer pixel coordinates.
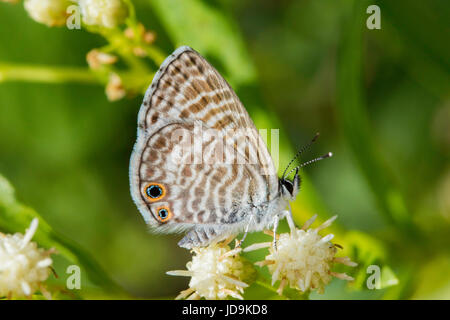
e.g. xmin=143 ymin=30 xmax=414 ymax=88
xmin=24 ymin=0 xmax=72 ymax=27
xmin=167 ymin=242 xmax=250 ymax=300
xmin=78 ymin=0 xmax=128 ymax=28
xmin=0 ymin=219 xmax=54 ymax=299
xmin=246 ymin=215 xmax=357 ymax=295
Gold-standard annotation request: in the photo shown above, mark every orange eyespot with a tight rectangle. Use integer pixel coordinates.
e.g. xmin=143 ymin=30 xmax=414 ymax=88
xmin=155 ymin=206 xmax=172 ymax=223
xmin=144 ymin=182 xmax=166 ymax=202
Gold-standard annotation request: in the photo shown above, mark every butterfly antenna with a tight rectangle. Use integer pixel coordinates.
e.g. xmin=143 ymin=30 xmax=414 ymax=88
xmin=285 ymin=152 xmax=333 ymax=178
xmin=282 ymin=132 xmax=320 ymax=179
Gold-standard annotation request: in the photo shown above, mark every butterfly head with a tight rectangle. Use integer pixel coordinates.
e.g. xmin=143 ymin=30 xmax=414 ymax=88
xmin=280 ymin=168 xmax=301 ymax=201
xmin=280 ymin=132 xmax=333 ymax=202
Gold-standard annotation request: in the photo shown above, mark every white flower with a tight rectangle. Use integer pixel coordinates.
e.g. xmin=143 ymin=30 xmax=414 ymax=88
xmin=167 ymin=242 xmax=250 ymax=300
xmin=79 ymin=0 xmax=128 ymax=28
xmin=0 ymin=219 xmax=54 ymax=299
xmin=245 ymin=215 xmax=357 ymax=295
xmin=24 ymin=0 xmax=72 ymax=27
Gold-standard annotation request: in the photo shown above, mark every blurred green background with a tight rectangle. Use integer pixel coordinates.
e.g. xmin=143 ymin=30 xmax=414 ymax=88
xmin=0 ymin=0 xmax=449 ymax=299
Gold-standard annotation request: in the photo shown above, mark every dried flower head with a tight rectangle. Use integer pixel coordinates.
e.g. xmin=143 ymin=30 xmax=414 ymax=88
xmin=105 ymin=73 xmax=126 ymax=101
xmin=79 ymin=0 xmax=128 ymax=28
xmin=132 ymin=46 xmax=147 ymax=57
xmin=167 ymin=241 xmax=251 ymax=300
xmin=143 ymin=30 xmax=156 ymax=44
xmin=124 ymin=23 xmax=156 ymax=44
xmin=24 ymin=0 xmax=72 ymax=27
xmin=0 ymin=219 xmax=55 ymax=299
xmin=246 ymin=215 xmax=357 ymax=295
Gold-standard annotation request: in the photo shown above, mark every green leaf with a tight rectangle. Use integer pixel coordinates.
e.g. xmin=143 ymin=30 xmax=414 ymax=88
xmin=410 ymin=256 xmax=450 ymax=299
xmin=0 ymin=174 xmax=127 ymax=297
xmin=380 ymin=265 xmax=399 ymax=289
xmin=336 ymin=0 xmax=420 ymax=238
xmin=342 ymin=230 xmax=399 ymax=291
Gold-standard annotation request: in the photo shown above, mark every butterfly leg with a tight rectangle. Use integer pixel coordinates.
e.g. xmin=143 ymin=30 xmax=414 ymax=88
xmin=220 ymin=235 xmax=236 ymax=247
xmin=272 ymin=205 xmax=296 ymax=251
xmin=272 ymin=215 xmax=279 ymax=251
xmin=286 ymin=202 xmax=296 ymax=232
xmin=235 ymin=215 xmax=254 ymax=248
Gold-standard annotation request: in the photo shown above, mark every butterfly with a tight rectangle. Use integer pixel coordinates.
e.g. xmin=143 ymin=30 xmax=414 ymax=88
xmin=129 ymin=46 xmax=331 ymax=249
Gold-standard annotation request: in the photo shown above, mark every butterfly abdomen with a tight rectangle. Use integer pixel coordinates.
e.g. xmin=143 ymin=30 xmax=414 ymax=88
xmin=178 ymin=225 xmax=223 ymax=249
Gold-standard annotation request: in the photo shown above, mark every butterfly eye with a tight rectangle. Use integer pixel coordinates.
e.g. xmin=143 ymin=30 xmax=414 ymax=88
xmin=156 ymin=207 xmax=172 ymax=223
xmin=144 ymin=183 xmax=165 ymax=202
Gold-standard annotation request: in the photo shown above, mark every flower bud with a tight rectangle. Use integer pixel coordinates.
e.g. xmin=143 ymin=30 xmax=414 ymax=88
xmin=0 ymin=219 xmax=55 ymax=298
xmin=24 ymin=0 xmax=72 ymax=27
xmin=79 ymin=0 xmax=128 ymax=28
xmin=86 ymin=49 xmax=117 ymax=69
xmin=105 ymin=73 xmax=126 ymax=101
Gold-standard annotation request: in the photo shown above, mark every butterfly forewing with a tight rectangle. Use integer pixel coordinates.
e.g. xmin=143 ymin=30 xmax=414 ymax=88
xmin=138 ymin=47 xmax=254 ymax=132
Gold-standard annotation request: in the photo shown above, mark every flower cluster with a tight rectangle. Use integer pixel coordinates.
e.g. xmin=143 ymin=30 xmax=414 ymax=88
xmin=24 ymin=0 xmax=72 ymax=27
xmin=105 ymin=72 xmax=126 ymax=101
xmin=167 ymin=241 xmax=250 ymax=300
xmin=168 ymin=215 xmax=357 ymax=300
xmin=78 ymin=0 xmax=128 ymax=28
xmin=17 ymin=0 xmax=161 ymax=102
xmin=246 ymin=215 xmax=357 ymax=294
xmin=0 ymin=219 xmax=55 ymax=299
xmin=23 ymin=0 xmax=128 ymax=29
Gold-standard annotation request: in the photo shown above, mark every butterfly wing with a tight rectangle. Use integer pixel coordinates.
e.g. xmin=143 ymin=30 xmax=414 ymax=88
xmin=130 ymin=46 xmax=280 ymax=248
xmin=137 ymin=46 xmax=256 ymax=135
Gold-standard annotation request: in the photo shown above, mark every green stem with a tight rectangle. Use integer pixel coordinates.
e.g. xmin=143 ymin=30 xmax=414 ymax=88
xmin=0 ymin=62 xmax=155 ymax=95
xmin=122 ymin=0 xmax=166 ymax=65
xmin=144 ymin=46 xmax=166 ymax=65
xmin=0 ymin=63 xmax=100 ymax=84
xmin=123 ymin=0 xmax=137 ymax=22
xmin=255 ymin=280 xmax=280 ymax=295
xmin=254 ymin=278 xmax=308 ymax=300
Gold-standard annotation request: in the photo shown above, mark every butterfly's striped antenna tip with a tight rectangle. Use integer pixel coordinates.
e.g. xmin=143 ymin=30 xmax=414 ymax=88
xmin=306 ymin=151 xmax=333 ymax=164
xmin=313 ymin=132 xmax=320 ymax=142
xmin=282 ymin=132 xmax=322 ymax=179
xmin=285 ymin=151 xmax=334 ymax=177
